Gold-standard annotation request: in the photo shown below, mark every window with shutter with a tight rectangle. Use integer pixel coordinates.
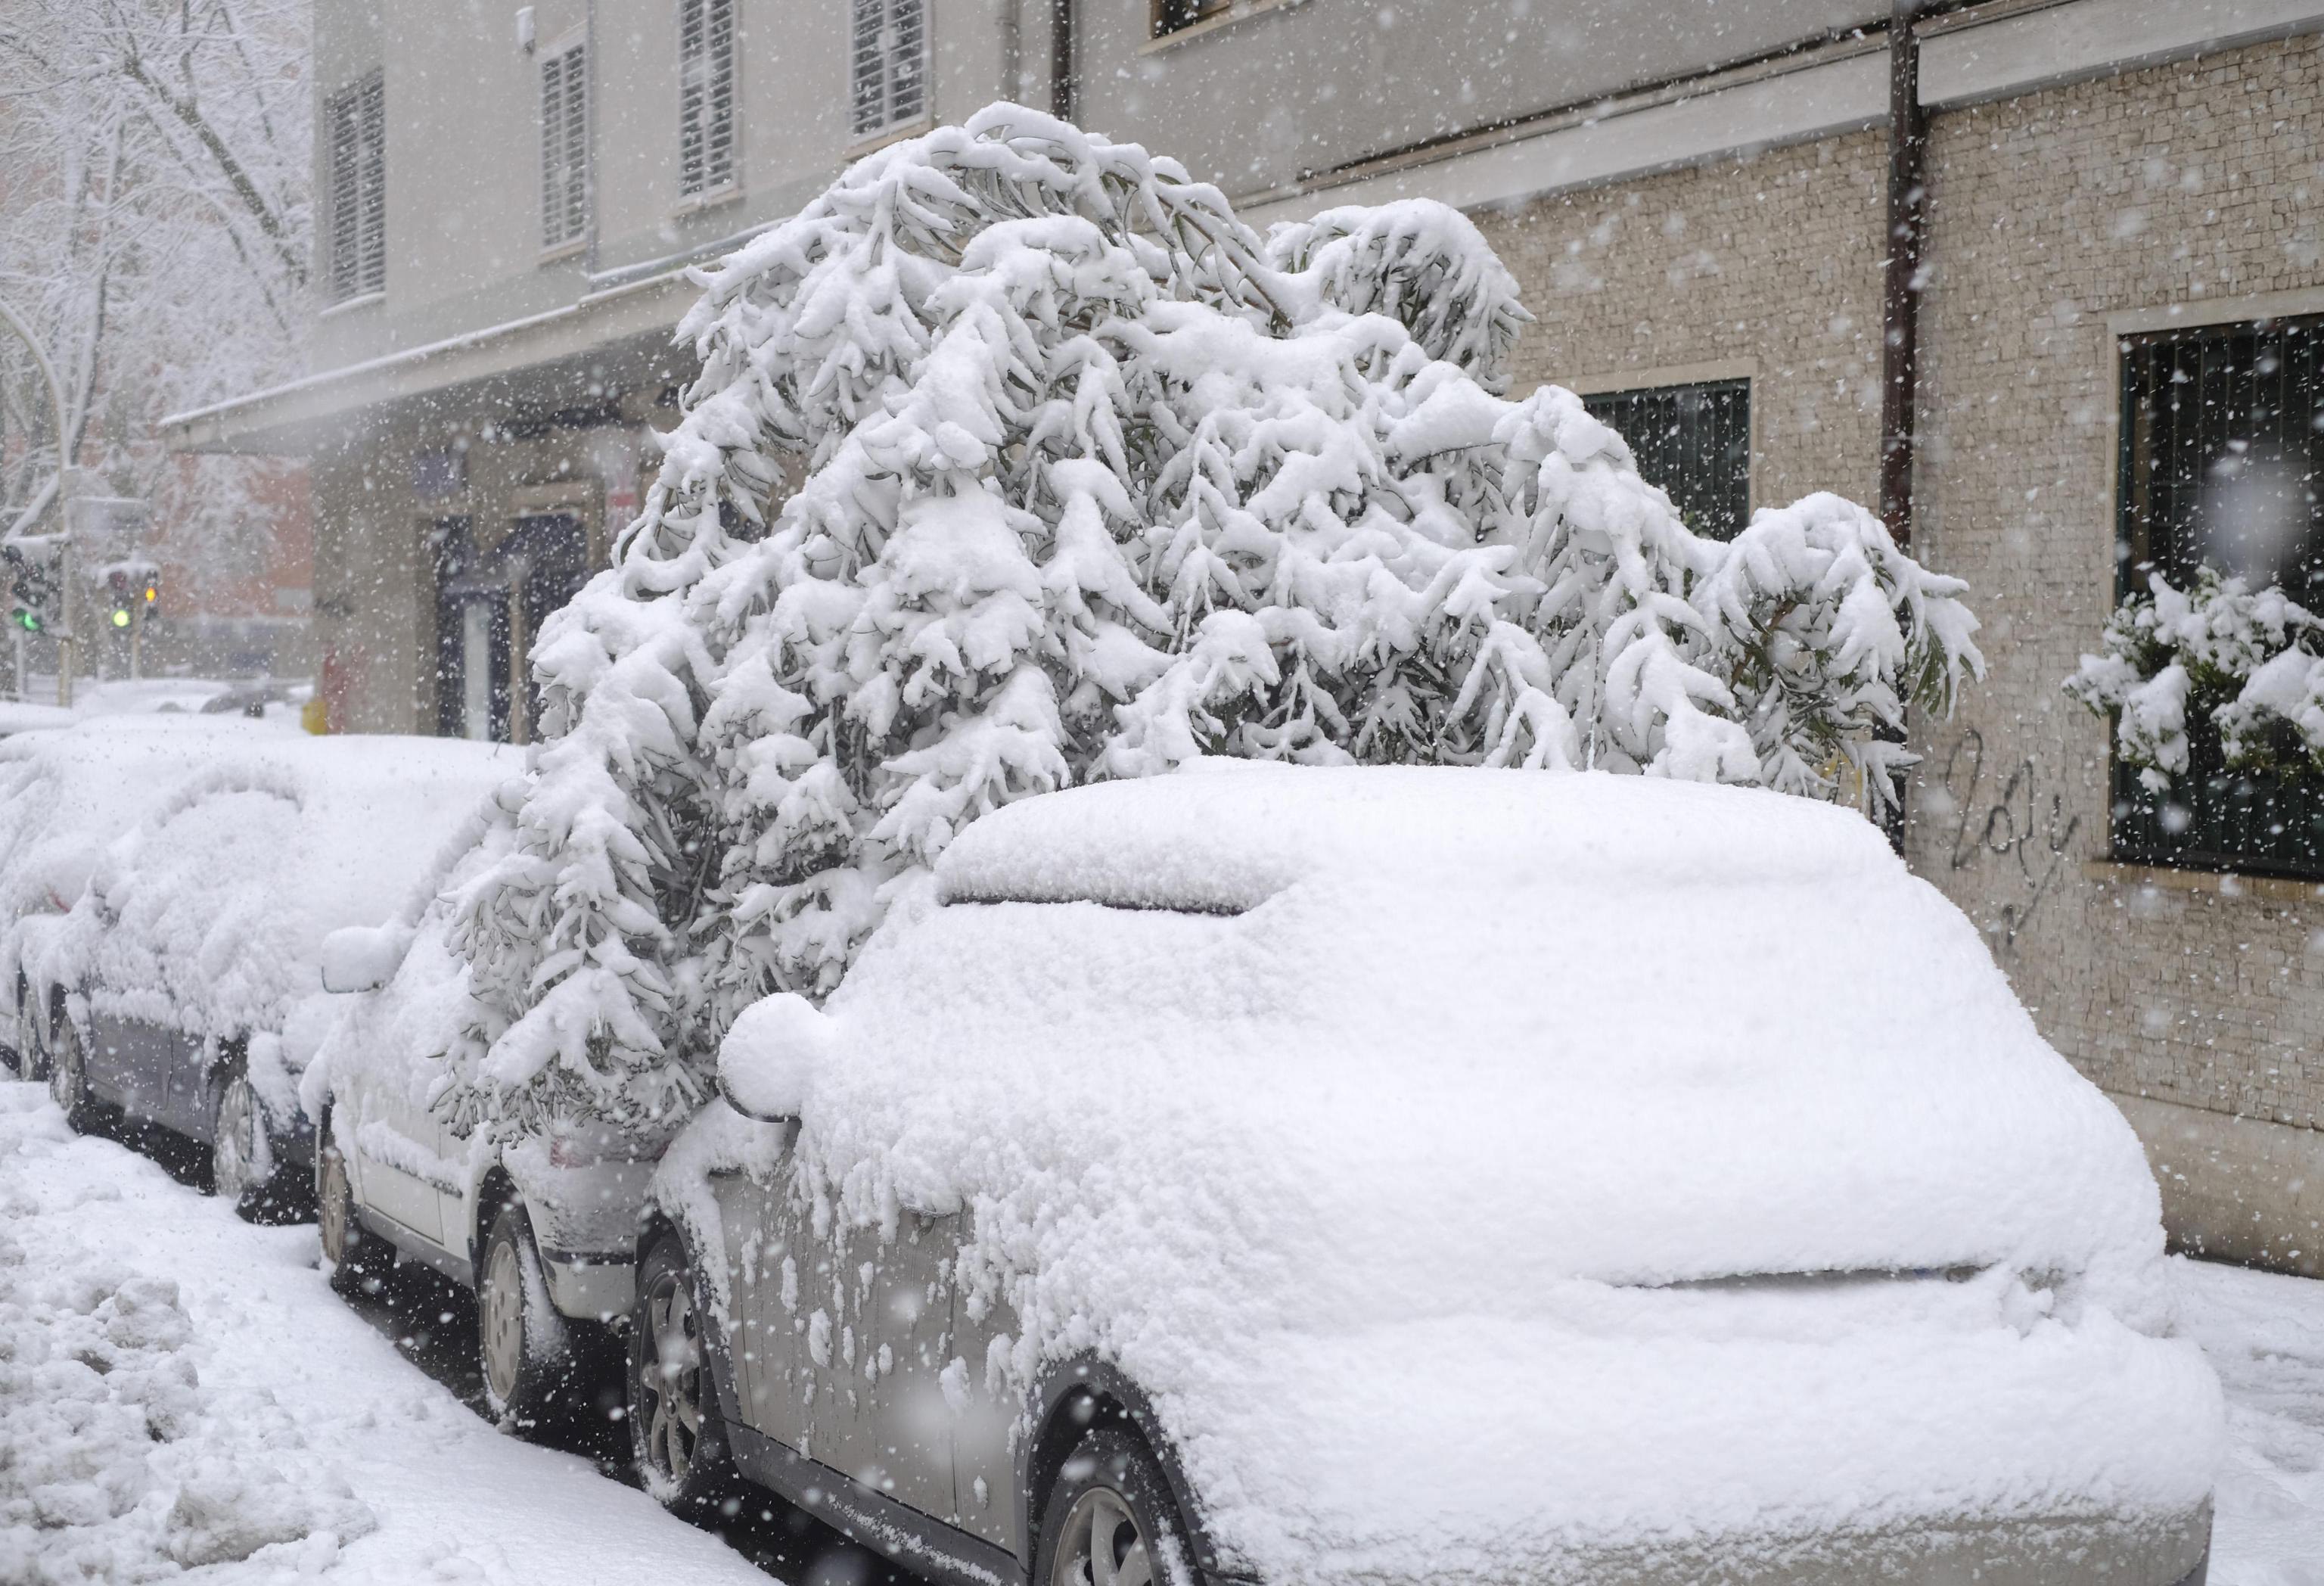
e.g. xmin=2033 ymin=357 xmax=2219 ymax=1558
xmin=327 ymin=72 xmax=386 ymax=303
xmin=677 ymin=0 xmax=736 ymax=197
xmin=850 ymin=0 xmax=927 ymax=141
xmin=541 ymin=42 xmax=589 ymax=250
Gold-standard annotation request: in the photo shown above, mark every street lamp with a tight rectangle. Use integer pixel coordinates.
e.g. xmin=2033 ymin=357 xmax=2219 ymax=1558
xmin=0 ymin=294 xmax=77 ymax=706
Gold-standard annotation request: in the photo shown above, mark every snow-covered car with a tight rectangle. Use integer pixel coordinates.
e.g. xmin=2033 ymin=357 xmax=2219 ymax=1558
xmin=635 ymin=765 xmax=2222 ymax=1586
xmin=0 ymin=715 xmax=284 ymax=1080
xmin=39 ymin=735 xmax=518 ymax=1219
xmin=303 ymin=803 xmax=665 ymax=1427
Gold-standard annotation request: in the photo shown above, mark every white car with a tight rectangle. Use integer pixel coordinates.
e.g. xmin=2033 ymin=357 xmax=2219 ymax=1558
xmin=35 ymin=733 xmax=516 ymax=1220
xmin=304 ymin=802 xmax=663 ymax=1429
xmin=636 ymin=765 xmax=2220 ymax=1586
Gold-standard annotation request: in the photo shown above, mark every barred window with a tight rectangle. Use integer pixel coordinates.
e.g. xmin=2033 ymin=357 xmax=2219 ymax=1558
xmin=850 ymin=0 xmax=927 ymax=141
xmin=540 ymin=41 xmax=589 ymax=250
xmin=678 ymin=0 xmax=737 ymax=197
xmin=326 ymin=72 xmax=385 ymax=302
xmin=2111 ymin=315 xmax=2324 ymax=877
xmin=1154 ymin=0 xmax=1233 ymax=37
xmin=1580 ymin=378 xmax=1753 ymax=541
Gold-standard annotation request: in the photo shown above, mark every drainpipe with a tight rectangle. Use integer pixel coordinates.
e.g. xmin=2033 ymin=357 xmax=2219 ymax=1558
xmin=1879 ymin=0 xmax=1931 ymax=552
xmin=1050 ymin=0 xmax=1075 ymax=121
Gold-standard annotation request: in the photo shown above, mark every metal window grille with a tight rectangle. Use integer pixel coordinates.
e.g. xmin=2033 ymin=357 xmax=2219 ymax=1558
xmin=541 ymin=42 xmax=589 ymax=249
xmin=1579 ymin=378 xmax=1753 ymax=541
xmin=1154 ymin=0 xmax=1233 ymax=37
xmin=850 ymin=0 xmax=927 ymax=141
xmin=2111 ymin=314 xmax=2324 ymax=877
xmin=678 ymin=0 xmax=736 ymax=196
xmin=327 ymin=72 xmax=386 ymax=302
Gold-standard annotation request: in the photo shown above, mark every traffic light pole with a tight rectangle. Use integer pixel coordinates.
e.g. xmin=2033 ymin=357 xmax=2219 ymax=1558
xmin=0 ymin=294 xmax=76 ymax=707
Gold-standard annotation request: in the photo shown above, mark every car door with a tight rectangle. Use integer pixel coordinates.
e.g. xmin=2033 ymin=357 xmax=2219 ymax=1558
xmin=868 ymin=1210 xmax=965 ymax=1526
xmin=948 ymin=1262 xmax=1024 ymax=1553
xmin=711 ymin=1157 xmax=809 ymax=1453
xmin=85 ymin=1011 xmax=166 ymax=1123
xmin=345 ymin=1046 xmax=445 ymax=1243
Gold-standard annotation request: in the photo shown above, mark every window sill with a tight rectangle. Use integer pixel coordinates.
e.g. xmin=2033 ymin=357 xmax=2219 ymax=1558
xmin=671 ymin=182 xmax=742 ymax=219
xmin=318 ymin=291 xmax=385 ymax=319
xmin=2082 ymin=859 xmax=2324 ymax=907
xmin=1141 ymin=0 xmax=1308 ymax=54
xmin=843 ymin=117 xmax=935 ymax=161
xmin=538 ymin=238 xmax=589 ymax=266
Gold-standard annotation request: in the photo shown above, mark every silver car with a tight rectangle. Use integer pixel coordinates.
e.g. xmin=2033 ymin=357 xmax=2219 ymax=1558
xmin=630 ymin=767 xmax=2217 ymax=1586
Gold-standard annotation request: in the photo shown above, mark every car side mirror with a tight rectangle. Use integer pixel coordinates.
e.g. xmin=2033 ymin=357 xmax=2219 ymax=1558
xmin=716 ymin=993 xmax=834 ymax=1124
xmin=321 ymin=923 xmax=412 ymax=994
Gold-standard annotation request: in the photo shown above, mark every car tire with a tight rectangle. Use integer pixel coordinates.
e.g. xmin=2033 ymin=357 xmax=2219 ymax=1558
xmin=12 ymin=994 xmax=42 ymax=1084
xmin=479 ymin=1200 xmax=573 ymax=1430
xmin=48 ymin=1018 xmax=103 ymax=1134
xmin=317 ymin=1136 xmax=386 ymax=1298
xmin=1035 ymin=1428 xmax=1192 ymax=1586
xmin=629 ymin=1229 xmax=732 ymax=1513
xmin=208 ymin=1070 xmax=271 ymax=1218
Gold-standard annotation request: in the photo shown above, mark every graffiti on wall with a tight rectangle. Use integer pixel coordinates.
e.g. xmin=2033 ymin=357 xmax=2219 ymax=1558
xmin=1929 ymin=728 xmax=2082 ymax=953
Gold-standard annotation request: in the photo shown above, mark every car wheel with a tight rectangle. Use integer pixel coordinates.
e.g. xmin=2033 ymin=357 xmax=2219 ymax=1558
xmin=48 ymin=1019 xmax=102 ymax=1133
xmin=317 ymin=1138 xmax=384 ymax=1298
xmin=1036 ymin=1428 xmax=1191 ymax=1586
xmin=13 ymin=996 xmax=43 ymax=1084
xmin=208 ymin=1071 xmax=267 ymax=1215
xmin=479 ymin=1200 xmax=573 ymax=1429
xmin=629 ymin=1230 xmax=731 ymax=1511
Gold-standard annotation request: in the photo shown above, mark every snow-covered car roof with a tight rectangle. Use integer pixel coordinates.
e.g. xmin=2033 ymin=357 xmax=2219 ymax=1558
xmin=715 ymin=763 xmax=2212 ymax=1582
xmin=62 ymin=734 xmax=520 ymax=1042
xmin=0 ymin=716 xmax=291 ymax=934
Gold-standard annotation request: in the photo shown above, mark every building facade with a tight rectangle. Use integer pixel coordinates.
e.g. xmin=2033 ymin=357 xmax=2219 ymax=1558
xmin=169 ymin=0 xmax=2324 ymax=1270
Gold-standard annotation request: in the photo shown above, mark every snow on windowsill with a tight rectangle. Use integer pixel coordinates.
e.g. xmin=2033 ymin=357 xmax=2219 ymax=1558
xmin=317 ymin=291 xmax=384 ymax=321
xmin=670 ymin=181 xmax=742 ymax=219
xmin=537 ymin=236 xmax=588 ymax=266
xmin=842 ymin=116 xmax=937 ymax=162
xmin=1139 ymin=0 xmax=1311 ymax=55
xmin=2082 ymin=857 xmax=2324 ymax=907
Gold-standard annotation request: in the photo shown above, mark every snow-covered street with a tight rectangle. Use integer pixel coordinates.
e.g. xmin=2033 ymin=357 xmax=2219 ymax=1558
xmin=0 ymin=1082 xmax=903 ymax=1586
xmin=4 ymin=1077 xmax=2321 ymax=1584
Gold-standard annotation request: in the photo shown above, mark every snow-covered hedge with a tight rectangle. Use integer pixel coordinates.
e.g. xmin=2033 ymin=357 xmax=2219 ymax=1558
xmin=445 ymin=104 xmax=1983 ymax=1140
xmin=2065 ymin=566 xmax=2324 ymax=790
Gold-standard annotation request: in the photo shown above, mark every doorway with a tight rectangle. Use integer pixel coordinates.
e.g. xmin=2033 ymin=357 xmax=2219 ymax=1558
xmin=431 ymin=514 xmax=589 ymax=744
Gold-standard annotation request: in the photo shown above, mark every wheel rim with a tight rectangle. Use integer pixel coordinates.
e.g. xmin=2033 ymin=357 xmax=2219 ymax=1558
xmin=213 ymin=1080 xmax=256 ymax=1201
xmin=638 ymin=1267 xmax=704 ymax=1484
xmin=318 ymin=1150 xmax=353 ymax=1263
xmin=1054 ymin=1487 xmax=1155 ymax=1586
xmin=482 ymin=1236 xmax=526 ymax=1406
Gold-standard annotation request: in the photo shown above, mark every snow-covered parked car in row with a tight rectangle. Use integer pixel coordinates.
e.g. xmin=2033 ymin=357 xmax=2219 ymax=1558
xmin=304 ymin=801 xmax=666 ymax=1427
xmin=635 ymin=766 xmax=2222 ymax=1586
xmin=0 ymin=715 xmax=290 ymax=1081
xmin=36 ymin=734 xmax=516 ymax=1219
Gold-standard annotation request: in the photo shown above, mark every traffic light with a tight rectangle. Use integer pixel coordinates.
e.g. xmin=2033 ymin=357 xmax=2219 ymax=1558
xmin=2 ymin=543 xmax=55 ymax=635
xmin=107 ymin=569 xmax=133 ymax=630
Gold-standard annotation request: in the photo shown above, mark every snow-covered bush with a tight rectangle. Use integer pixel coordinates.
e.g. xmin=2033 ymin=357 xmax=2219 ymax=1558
xmin=2065 ymin=567 xmax=2324 ymax=790
xmin=443 ymin=104 xmax=1983 ymax=1140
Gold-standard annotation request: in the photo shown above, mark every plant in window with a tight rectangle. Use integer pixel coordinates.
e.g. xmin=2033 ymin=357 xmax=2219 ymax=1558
xmin=2066 ymin=568 xmax=2324 ymax=789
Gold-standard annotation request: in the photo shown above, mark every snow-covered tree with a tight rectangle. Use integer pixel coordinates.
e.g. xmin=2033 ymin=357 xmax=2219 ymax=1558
xmin=2067 ymin=567 xmax=2324 ymax=788
xmin=0 ymin=0 xmax=308 ymax=604
xmin=443 ymin=104 xmax=1983 ymax=1140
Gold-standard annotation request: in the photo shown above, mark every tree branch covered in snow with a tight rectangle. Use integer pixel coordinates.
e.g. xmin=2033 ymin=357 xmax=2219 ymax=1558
xmin=442 ymin=104 xmax=1984 ymax=1140
xmin=2065 ymin=566 xmax=2324 ymax=790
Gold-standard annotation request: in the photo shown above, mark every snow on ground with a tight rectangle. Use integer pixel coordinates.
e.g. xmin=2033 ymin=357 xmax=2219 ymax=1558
xmin=2176 ymin=1255 xmax=2324 ymax=1586
xmin=4 ymin=1069 xmax=2321 ymax=1584
xmin=0 ymin=1081 xmax=775 ymax=1586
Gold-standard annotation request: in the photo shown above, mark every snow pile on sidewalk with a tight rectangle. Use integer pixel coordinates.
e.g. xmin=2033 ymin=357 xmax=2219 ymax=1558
xmin=0 ymin=1079 xmax=777 ymax=1585
xmin=0 ymin=1093 xmax=373 ymax=1581
xmin=2174 ymin=1257 xmax=2324 ymax=1586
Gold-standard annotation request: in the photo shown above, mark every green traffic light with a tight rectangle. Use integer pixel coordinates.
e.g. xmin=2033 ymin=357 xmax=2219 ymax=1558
xmin=12 ymin=610 xmax=37 ymax=633
xmin=110 ymin=608 xmax=131 ymax=629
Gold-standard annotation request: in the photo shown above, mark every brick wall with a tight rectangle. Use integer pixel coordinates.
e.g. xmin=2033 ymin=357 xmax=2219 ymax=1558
xmin=1908 ymin=34 xmax=2324 ymax=1132
xmin=1480 ymin=34 xmax=2324 ymax=1252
